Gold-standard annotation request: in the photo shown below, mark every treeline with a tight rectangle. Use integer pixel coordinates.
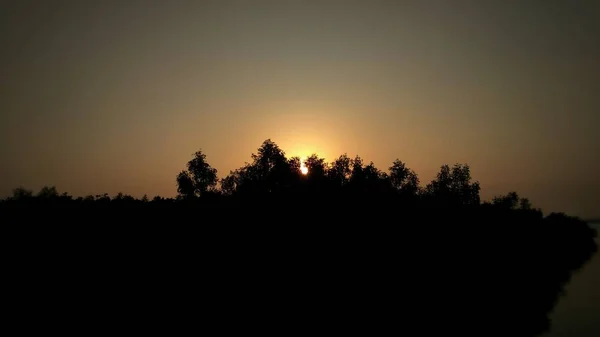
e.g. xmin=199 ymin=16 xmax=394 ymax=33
xmin=0 ymin=138 xmax=596 ymax=235
xmin=2 ymin=139 xmax=536 ymax=210
xmin=1 ymin=139 xmax=597 ymax=336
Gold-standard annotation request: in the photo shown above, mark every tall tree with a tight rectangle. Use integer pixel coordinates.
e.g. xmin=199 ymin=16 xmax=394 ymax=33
xmin=176 ymin=150 xmax=218 ymax=198
xmin=305 ymin=154 xmax=327 ymax=181
xmin=328 ymin=154 xmax=352 ymax=187
xmin=389 ymin=159 xmax=420 ymax=196
xmin=37 ymin=186 xmax=59 ymax=199
xmin=12 ymin=187 xmax=33 ymax=200
xmin=425 ymin=164 xmax=480 ymax=206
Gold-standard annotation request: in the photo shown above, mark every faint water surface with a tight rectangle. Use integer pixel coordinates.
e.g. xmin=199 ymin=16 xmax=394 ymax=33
xmin=544 ymin=222 xmax=600 ymax=337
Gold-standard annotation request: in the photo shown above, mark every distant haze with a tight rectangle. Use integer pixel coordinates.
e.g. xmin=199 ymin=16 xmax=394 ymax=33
xmin=1 ymin=0 xmax=598 ymax=218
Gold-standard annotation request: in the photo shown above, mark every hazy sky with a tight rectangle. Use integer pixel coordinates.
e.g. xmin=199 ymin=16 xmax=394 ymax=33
xmin=1 ymin=0 xmax=598 ymax=217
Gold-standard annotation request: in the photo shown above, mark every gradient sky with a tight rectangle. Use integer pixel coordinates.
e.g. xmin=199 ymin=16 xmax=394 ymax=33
xmin=1 ymin=0 xmax=598 ymax=217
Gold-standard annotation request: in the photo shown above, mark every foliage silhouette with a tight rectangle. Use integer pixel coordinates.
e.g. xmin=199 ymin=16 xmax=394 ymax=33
xmin=176 ymin=150 xmax=218 ymax=198
xmin=1 ymin=138 xmax=597 ymax=336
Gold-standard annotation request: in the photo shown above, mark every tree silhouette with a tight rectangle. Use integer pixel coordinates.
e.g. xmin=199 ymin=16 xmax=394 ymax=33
xmin=493 ymin=191 xmax=520 ymax=209
xmin=347 ymin=157 xmax=387 ymax=196
xmin=492 ymin=191 xmax=534 ymax=211
xmin=3 ymin=138 xmax=597 ymax=337
xmin=37 ymin=186 xmax=58 ymax=199
xmin=389 ymin=159 xmax=420 ymax=197
xmin=349 ymin=155 xmax=364 ymax=183
xmin=220 ymin=170 xmax=239 ymax=196
xmin=176 ymin=150 xmax=218 ymax=198
xmin=304 ymin=154 xmax=327 ymax=180
xmin=425 ymin=163 xmax=480 ymax=206
xmin=304 ymin=154 xmax=328 ymax=195
xmin=12 ymin=187 xmax=33 ymax=200
xmin=176 ymin=171 xmax=196 ymax=198
xmin=221 ymin=139 xmax=296 ymax=197
xmin=328 ymin=154 xmax=351 ymax=187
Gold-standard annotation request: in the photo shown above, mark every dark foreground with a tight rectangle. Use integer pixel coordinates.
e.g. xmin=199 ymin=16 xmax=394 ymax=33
xmin=2 ymin=200 xmax=597 ymax=336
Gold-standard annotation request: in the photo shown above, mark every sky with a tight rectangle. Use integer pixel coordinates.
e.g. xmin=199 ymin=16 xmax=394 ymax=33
xmin=1 ymin=0 xmax=598 ymax=218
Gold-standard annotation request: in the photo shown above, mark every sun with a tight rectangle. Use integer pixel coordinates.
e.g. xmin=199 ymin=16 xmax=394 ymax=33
xmin=300 ymin=158 xmax=309 ymax=175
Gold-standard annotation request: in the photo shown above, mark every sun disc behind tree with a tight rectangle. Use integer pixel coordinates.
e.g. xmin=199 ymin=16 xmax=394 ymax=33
xmin=300 ymin=157 xmax=309 ymax=175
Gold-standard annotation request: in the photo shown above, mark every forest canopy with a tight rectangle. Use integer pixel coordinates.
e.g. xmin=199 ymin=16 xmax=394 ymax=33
xmin=0 ymin=138 xmax=555 ymax=215
xmin=1 ymin=139 xmax=597 ymax=337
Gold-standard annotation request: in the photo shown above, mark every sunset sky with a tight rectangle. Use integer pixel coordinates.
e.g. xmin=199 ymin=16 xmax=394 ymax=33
xmin=1 ymin=0 xmax=598 ymax=217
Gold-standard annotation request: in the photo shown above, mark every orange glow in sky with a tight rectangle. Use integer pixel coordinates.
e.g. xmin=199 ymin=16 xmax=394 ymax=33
xmin=0 ymin=1 xmax=598 ymax=218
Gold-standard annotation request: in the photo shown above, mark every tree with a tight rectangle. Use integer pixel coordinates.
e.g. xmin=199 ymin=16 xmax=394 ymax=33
xmin=177 ymin=170 xmax=195 ymax=198
xmin=113 ymin=192 xmax=135 ymax=202
xmin=425 ymin=164 xmax=480 ymax=206
xmin=389 ymin=159 xmax=420 ymax=196
xmin=349 ymin=155 xmax=364 ymax=183
xmin=519 ymin=197 xmax=532 ymax=210
xmin=328 ymin=154 xmax=352 ymax=187
xmin=288 ymin=156 xmax=302 ymax=177
xmin=176 ymin=150 xmax=218 ymax=198
xmin=219 ymin=140 xmax=300 ymax=196
xmin=305 ymin=154 xmax=327 ymax=181
xmin=287 ymin=156 xmax=304 ymax=186
xmin=220 ymin=170 xmax=240 ymax=196
xmin=12 ymin=187 xmax=33 ymax=200
xmin=37 ymin=186 xmax=58 ymax=199
xmin=493 ymin=191 xmax=519 ymax=209
xmin=251 ymin=139 xmax=288 ymax=176
xmin=346 ymin=156 xmax=389 ymax=196
xmin=493 ymin=191 xmax=533 ymax=211
xmin=248 ymin=139 xmax=293 ymax=193
xmin=363 ymin=162 xmax=382 ymax=182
